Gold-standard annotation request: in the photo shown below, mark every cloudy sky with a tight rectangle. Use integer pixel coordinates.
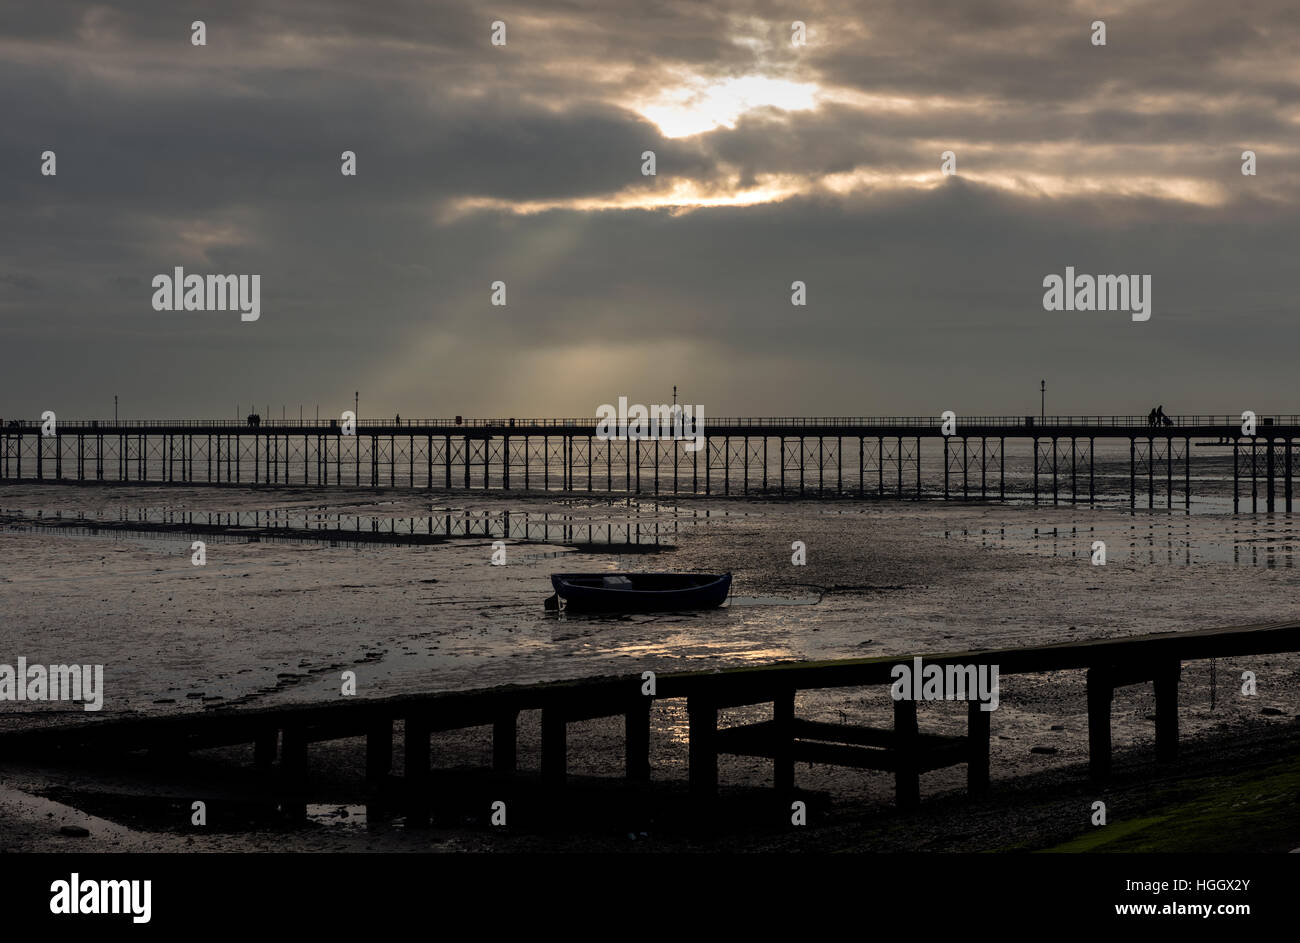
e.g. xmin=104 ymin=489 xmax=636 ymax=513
xmin=1 ymin=0 xmax=1297 ymax=420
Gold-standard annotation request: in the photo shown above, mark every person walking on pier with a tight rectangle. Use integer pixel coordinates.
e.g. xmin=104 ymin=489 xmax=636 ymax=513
xmin=1147 ymin=407 xmax=1158 ymax=428
xmin=1155 ymin=404 xmax=1169 ymax=427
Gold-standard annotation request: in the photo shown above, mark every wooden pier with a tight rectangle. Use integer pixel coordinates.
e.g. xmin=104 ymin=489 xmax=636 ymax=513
xmin=4 ymin=619 xmax=1298 ymax=821
xmin=3 ymin=415 xmax=1299 ymax=511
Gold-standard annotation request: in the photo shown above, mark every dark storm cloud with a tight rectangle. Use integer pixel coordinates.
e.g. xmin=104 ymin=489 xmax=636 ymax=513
xmin=0 ymin=0 xmax=1297 ymax=418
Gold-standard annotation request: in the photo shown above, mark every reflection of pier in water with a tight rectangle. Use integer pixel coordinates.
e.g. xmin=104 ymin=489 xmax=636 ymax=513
xmin=0 ymin=502 xmax=704 ymax=550
xmin=942 ymin=515 xmax=1300 ymax=567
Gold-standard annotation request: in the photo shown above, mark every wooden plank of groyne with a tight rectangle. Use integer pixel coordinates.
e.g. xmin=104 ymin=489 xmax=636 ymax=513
xmin=688 ymin=695 xmax=718 ymax=801
xmin=656 ymin=620 xmax=1300 ymax=704
xmin=366 ymin=720 xmax=392 ymax=781
xmin=967 ymin=701 xmax=991 ymax=797
xmin=2 ymin=619 xmax=1297 ymax=816
xmin=893 ymin=698 xmax=920 ymax=809
xmin=8 ymin=619 xmax=1295 ymax=757
xmin=1153 ymin=660 xmax=1181 ymax=762
xmin=540 ymin=708 xmax=566 ymax=786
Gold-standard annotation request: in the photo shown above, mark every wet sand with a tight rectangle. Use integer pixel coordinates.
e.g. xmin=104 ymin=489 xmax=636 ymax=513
xmin=2 ymin=483 xmax=1299 ymax=851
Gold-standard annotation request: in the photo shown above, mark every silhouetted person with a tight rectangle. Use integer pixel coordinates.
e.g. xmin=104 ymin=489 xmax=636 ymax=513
xmin=1147 ymin=407 xmax=1157 ymax=428
xmin=1155 ymin=405 xmax=1167 ymax=426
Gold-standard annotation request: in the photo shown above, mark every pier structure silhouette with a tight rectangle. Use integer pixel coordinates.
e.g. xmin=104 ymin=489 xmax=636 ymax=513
xmin=2 ymin=414 xmax=1295 ymax=512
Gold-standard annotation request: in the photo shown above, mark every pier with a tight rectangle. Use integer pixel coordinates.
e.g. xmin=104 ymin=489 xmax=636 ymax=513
xmin=2 ymin=415 xmax=1298 ymax=512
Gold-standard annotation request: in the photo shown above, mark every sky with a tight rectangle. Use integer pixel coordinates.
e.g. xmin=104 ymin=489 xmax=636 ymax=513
xmin=1 ymin=0 xmax=1298 ymax=421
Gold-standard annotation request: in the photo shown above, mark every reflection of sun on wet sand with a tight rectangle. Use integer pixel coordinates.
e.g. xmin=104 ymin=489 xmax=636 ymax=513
xmin=1 ymin=483 xmax=1299 ymax=850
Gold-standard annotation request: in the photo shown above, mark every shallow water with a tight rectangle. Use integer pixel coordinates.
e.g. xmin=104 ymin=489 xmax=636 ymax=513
xmin=936 ymin=514 xmax=1300 ymax=566
xmin=3 ymin=485 xmax=1300 ymax=723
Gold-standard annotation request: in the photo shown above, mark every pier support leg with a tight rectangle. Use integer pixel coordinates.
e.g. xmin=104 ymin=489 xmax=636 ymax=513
xmin=790 ymin=437 xmax=800 ymax=496
xmin=1167 ymin=435 xmax=1173 ymax=508
xmin=896 ymin=437 xmax=902 ymax=497
xmin=943 ymin=437 xmax=949 ymax=500
xmin=858 ymin=437 xmax=864 ymax=496
xmin=1033 ymin=438 xmax=1039 ymax=504
xmin=914 ymin=437 xmax=921 ymax=499
xmin=1267 ymin=439 xmax=1276 ymax=512
xmin=725 ymin=436 xmax=731 ymax=495
xmin=963 ymin=437 xmax=969 ymax=499
xmin=1287 ymin=439 xmax=1293 ymax=513
xmin=1233 ymin=440 xmax=1240 ymax=512
xmin=1252 ymin=440 xmax=1258 ymax=512
xmin=878 ymin=436 xmax=884 ymax=496
xmin=779 ymin=438 xmax=786 ymax=495
xmin=1000 ymin=436 xmax=1005 ymax=501
xmin=1052 ymin=436 xmax=1059 ymax=505
xmin=980 ymin=437 xmax=986 ymax=499
xmin=1070 ymin=437 xmax=1076 ymax=503
xmin=1148 ymin=437 xmax=1154 ymax=509
xmin=1130 ymin=439 xmax=1136 ymax=510
xmin=816 ymin=436 xmax=822 ymax=495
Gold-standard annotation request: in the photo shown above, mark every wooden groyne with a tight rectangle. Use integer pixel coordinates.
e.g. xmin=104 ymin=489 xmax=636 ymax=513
xmin=2 ymin=415 xmax=1299 ymax=511
xmin=4 ymin=620 xmax=1298 ymax=822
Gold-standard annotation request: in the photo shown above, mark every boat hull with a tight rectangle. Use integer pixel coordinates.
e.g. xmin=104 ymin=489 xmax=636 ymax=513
xmin=550 ymin=573 xmax=732 ymax=612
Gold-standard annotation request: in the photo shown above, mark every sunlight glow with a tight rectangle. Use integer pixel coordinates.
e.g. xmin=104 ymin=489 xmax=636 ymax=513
xmin=635 ymin=74 xmax=820 ymax=138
